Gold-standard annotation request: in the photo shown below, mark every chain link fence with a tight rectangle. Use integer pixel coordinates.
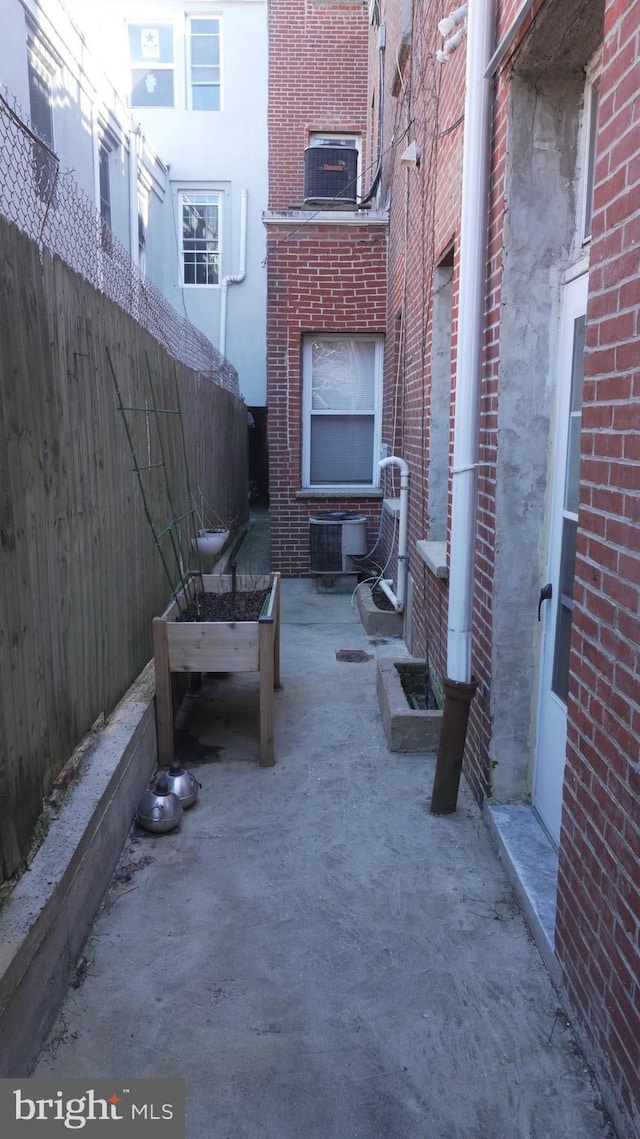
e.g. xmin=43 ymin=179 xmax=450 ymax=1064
xmin=0 ymin=87 xmax=239 ymax=395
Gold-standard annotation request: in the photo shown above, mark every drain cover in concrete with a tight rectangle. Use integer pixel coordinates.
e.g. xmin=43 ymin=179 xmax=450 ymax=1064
xmin=336 ymin=649 xmax=373 ymax=663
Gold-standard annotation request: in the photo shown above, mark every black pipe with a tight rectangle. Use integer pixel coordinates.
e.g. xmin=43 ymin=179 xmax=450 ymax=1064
xmin=429 ymin=677 xmax=478 ymax=815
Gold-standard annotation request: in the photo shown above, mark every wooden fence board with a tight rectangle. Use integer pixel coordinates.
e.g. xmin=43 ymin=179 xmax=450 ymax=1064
xmin=0 ymin=216 xmax=249 ymax=880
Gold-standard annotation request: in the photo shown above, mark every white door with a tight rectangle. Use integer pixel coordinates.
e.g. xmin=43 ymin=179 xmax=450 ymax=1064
xmin=534 ymin=272 xmax=588 ymax=846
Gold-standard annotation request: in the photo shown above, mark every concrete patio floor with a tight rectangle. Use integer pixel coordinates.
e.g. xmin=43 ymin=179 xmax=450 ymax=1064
xmin=34 ymin=573 xmax=615 ymax=1139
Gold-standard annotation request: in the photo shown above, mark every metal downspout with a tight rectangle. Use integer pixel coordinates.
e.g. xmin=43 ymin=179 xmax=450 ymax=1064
xmin=430 ymin=0 xmax=495 ymax=814
xmin=220 ymin=188 xmax=248 ymax=358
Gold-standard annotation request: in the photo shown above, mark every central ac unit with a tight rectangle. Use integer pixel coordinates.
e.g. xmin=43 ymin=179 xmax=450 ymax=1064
xmin=304 ymin=146 xmax=358 ymax=204
xmin=309 ymin=513 xmax=368 ymax=573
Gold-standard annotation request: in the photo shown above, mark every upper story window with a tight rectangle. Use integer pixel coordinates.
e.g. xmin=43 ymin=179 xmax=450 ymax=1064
xmin=99 ymin=143 xmax=112 ymax=230
xmin=27 ymin=39 xmax=56 ymax=200
xmin=188 ymin=18 xmax=221 ymax=110
xmin=302 ymin=335 xmax=383 ymax=488
xmin=128 ymin=23 xmax=174 ymax=107
xmin=181 ymin=191 xmax=220 ymax=285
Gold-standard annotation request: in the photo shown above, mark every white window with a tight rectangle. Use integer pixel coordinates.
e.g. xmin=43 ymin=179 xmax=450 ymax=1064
xmin=128 ymin=23 xmax=174 ymax=107
xmin=302 ymin=335 xmax=383 ymax=488
xmin=27 ymin=40 xmax=56 ymax=200
xmin=188 ymin=18 xmax=221 ymax=110
xmin=98 ymin=143 xmax=112 ymax=230
xmin=181 ymin=191 xmax=220 ymax=285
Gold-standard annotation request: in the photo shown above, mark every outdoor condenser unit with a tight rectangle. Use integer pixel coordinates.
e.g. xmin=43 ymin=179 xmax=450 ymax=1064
xmin=309 ymin=513 xmax=368 ymax=573
xmin=303 ymin=146 xmax=358 ymax=204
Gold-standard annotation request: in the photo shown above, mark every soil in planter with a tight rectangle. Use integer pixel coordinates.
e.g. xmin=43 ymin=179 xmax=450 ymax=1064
xmin=179 ymin=589 xmax=268 ymax=622
xmin=397 ymin=663 xmax=440 ymax=711
xmin=371 ymin=586 xmax=396 ymax=612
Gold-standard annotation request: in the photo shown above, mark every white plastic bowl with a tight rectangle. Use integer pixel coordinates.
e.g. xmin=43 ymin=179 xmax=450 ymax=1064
xmin=192 ymin=528 xmax=230 ymax=556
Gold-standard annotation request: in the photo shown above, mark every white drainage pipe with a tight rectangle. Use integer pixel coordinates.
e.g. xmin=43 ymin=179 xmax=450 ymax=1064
xmin=378 ymin=455 xmax=409 ymax=612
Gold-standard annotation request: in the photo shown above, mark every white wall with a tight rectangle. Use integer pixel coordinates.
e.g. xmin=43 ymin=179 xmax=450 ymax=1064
xmin=0 ymin=0 xmax=168 ymax=288
xmin=83 ymin=0 xmax=269 ymax=407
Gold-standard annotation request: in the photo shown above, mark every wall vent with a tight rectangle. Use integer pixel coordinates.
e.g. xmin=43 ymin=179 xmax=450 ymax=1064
xmin=304 ymin=147 xmax=358 ymax=204
xmin=309 ymin=513 xmax=368 ymax=573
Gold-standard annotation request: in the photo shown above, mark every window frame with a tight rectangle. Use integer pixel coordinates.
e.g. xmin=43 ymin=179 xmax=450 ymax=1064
xmin=581 ymin=52 xmax=601 ymax=245
xmin=98 ymin=141 xmax=112 ymax=231
xmin=179 ymin=189 xmax=222 ymax=287
xmin=26 ymin=37 xmax=57 ymax=202
xmin=186 ymin=15 xmax=222 ymax=111
xmin=128 ymin=21 xmax=175 ymax=109
xmin=302 ymin=333 xmax=383 ymax=490
xmin=308 ymin=131 xmax=362 ymax=198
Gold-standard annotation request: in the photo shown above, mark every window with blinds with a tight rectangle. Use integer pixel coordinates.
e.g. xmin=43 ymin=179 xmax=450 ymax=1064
xmin=302 ymin=335 xmax=383 ymax=488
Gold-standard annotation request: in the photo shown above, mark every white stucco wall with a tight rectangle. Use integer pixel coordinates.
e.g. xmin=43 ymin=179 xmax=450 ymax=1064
xmin=83 ymin=0 xmax=269 ymax=407
xmin=1 ymin=0 xmax=167 ymax=280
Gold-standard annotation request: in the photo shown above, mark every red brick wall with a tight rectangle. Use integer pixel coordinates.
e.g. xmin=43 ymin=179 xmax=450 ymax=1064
xmin=556 ymin=0 xmax=640 ymax=1128
xmin=268 ymin=0 xmax=370 ymax=210
xmin=266 ymin=221 xmax=388 ymax=574
xmin=267 ymin=0 xmax=386 ymax=575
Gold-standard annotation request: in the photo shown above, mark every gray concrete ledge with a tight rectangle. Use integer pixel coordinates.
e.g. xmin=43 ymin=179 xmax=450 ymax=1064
xmin=0 ymin=664 xmax=158 ymax=1076
xmin=416 ymin=539 xmax=449 ymax=579
xmin=356 ymin=582 xmax=404 ymax=637
xmin=484 ymin=803 xmax=560 ymax=985
xmin=376 ymin=658 xmax=442 ymax=752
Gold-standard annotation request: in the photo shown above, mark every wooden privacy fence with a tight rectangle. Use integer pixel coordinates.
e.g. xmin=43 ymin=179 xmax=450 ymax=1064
xmin=0 ymin=217 xmax=249 ymax=881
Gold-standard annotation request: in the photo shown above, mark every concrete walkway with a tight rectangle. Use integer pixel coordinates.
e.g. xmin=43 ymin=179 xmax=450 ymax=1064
xmin=35 ymin=576 xmax=613 ymax=1139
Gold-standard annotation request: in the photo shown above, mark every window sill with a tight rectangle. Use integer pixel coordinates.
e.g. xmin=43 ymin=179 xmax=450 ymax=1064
xmin=416 ymin=539 xmax=448 ymax=580
xmin=383 ymin=496 xmax=401 ymax=518
xmin=296 ymin=488 xmax=383 ymax=500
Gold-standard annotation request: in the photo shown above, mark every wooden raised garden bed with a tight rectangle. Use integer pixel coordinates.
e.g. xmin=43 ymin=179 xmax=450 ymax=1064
xmin=153 ymin=572 xmax=281 ymax=767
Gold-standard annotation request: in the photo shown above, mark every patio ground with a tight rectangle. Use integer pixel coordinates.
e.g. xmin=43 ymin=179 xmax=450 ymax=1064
xmin=33 ymin=520 xmax=615 ymax=1138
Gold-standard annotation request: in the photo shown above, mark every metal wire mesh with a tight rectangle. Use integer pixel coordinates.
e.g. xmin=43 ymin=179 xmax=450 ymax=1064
xmin=0 ymin=86 xmax=239 ymax=396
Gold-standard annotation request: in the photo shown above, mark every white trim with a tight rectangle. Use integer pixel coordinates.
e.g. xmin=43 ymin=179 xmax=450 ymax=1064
xmin=580 ymin=51 xmax=602 ymax=245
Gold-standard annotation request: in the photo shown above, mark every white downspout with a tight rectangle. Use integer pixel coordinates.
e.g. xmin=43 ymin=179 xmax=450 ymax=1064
xmin=447 ymin=0 xmax=495 ymax=683
xmin=378 ymin=455 xmax=410 ymax=612
xmin=220 ymin=188 xmax=248 ymax=358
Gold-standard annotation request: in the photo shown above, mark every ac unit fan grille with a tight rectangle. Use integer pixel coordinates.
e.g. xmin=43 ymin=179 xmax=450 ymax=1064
xmin=304 ymin=146 xmax=358 ymax=204
xmin=309 ymin=521 xmax=343 ymax=573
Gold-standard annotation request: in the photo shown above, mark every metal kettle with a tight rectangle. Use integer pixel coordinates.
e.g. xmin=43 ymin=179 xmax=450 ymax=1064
xmin=165 ymin=759 xmax=200 ymax=810
xmin=136 ymin=774 xmax=183 ymax=833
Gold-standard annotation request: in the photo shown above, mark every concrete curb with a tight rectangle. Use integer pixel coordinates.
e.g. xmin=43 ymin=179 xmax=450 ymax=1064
xmin=0 ymin=664 xmax=158 ymax=1076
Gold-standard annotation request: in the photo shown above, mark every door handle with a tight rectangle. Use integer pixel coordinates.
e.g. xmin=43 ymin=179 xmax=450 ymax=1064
xmin=538 ymin=582 xmax=552 ymax=621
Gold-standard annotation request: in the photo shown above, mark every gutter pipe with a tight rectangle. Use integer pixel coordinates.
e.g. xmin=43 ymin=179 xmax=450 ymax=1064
xmin=430 ymin=0 xmax=495 ymax=814
xmin=220 ymin=188 xmax=248 ymax=358
xmin=377 ymin=455 xmax=409 ymax=613
xmin=446 ymin=0 xmax=495 ymax=685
